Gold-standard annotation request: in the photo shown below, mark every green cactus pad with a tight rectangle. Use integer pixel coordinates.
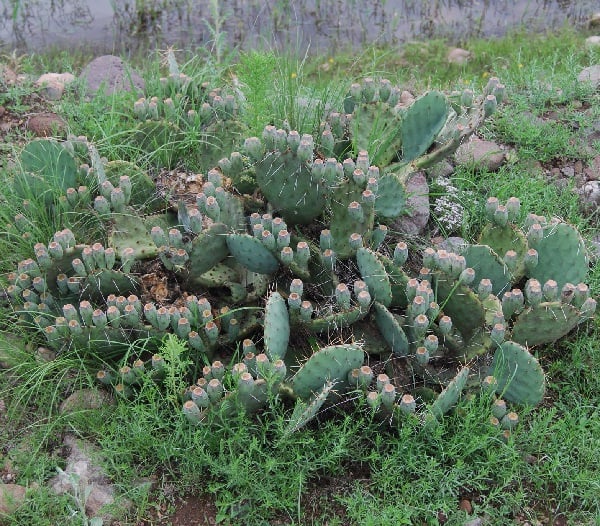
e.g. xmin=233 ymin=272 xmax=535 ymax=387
xmin=187 ymin=223 xmax=229 ymax=276
xmin=298 ymin=306 xmax=366 ymax=333
xmin=492 ymin=341 xmax=545 ymax=405
xmin=110 ymin=213 xmax=161 ymax=260
xmin=434 ymin=275 xmax=485 ymax=342
xmin=351 ymin=101 xmax=403 ymax=167
xmin=16 ymin=139 xmax=79 ymax=205
xmin=292 ymin=344 xmax=364 ymax=401
xmin=191 ymin=262 xmax=239 ymax=288
xmin=511 ymin=302 xmax=582 ymax=347
xmin=256 ymin=150 xmax=327 ymax=224
xmin=82 ymin=269 xmax=141 ymax=301
xmin=356 ymin=248 xmax=392 ymax=307
xmin=226 ymin=233 xmax=279 ymax=275
xmin=401 ymin=91 xmax=449 ymax=162
xmin=429 ymin=366 xmax=470 ymax=421
xmin=374 ymin=173 xmax=407 ymax=219
xmin=330 ymin=180 xmax=375 ymax=260
xmin=373 ymin=301 xmax=409 ymax=356
xmin=380 ymin=255 xmax=409 ymax=308
xmin=479 ymin=223 xmax=528 ymax=279
xmin=264 ymin=292 xmax=290 ymax=361
xmin=284 ymin=381 xmax=335 ymax=436
xmin=462 ymin=244 xmax=512 ymax=297
xmin=526 ymin=222 xmax=588 ymax=290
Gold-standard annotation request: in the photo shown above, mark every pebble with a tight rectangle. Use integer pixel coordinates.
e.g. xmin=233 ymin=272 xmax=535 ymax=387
xmin=35 ymin=72 xmax=75 ymax=100
xmin=454 ymin=138 xmax=506 ymax=171
xmin=447 ymin=47 xmax=471 ymax=65
xmin=459 ymin=498 xmax=473 ymax=514
xmin=578 ymin=65 xmax=600 ymax=90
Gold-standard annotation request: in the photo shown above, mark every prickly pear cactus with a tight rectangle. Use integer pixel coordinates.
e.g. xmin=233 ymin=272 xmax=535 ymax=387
xmin=5 ymin=72 xmax=596 ymax=440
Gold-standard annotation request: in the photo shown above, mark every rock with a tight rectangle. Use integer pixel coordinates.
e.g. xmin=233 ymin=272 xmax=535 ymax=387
xmin=390 ymin=171 xmax=429 ymax=235
xmin=588 ymin=12 xmax=600 ymax=28
xmin=50 ymin=434 xmax=128 ymax=521
xmin=579 ymin=180 xmax=600 ymax=211
xmin=433 ymin=236 xmax=467 ymax=253
xmin=0 ymin=65 xmax=17 ymax=85
xmin=0 ymin=483 xmax=27 ymax=514
xmin=80 ymin=55 xmax=145 ymax=97
xmin=459 ymin=498 xmax=473 ymax=514
xmin=59 ymin=388 xmax=114 ymax=414
xmin=464 ymin=519 xmax=483 ymax=526
xmin=585 ymin=36 xmax=600 ymax=48
xmin=35 ymin=73 xmax=75 ymax=101
xmin=26 ymin=113 xmax=68 ymax=137
xmin=578 ymin=65 xmax=600 ymax=90
xmin=454 ymin=138 xmax=506 ymax=171
xmin=447 ymin=48 xmax=471 ymax=65
xmin=426 ymin=159 xmax=454 ymax=178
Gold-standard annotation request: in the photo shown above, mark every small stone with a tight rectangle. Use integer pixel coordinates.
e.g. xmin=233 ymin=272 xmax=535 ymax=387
xmin=574 ymin=160 xmax=583 ymax=174
xmin=26 ymin=113 xmax=68 ymax=137
xmin=59 ymin=388 xmax=114 ymax=414
xmin=459 ymin=498 xmax=473 ymax=514
xmin=0 ymin=65 xmax=17 ymax=85
xmin=464 ymin=519 xmax=484 ymax=526
xmin=0 ymin=106 xmax=5 ymax=118
xmin=0 ymin=483 xmax=27 ymax=514
xmin=36 ymin=73 xmax=75 ymax=101
xmin=560 ymin=166 xmax=575 ymax=178
xmin=447 ymin=47 xmax=471 ymax=65
xmin=580 ymin=180 xmax=600 ymax=211
xmin=585 ymin=36 xmax=600 ymax=48
xmin=455 ymin=138 xmax=506 ymax=171
xmin=578 ymin=65 xmax=600 ymax=90
xmin=426 ymin=159 xmax=454 ymax=178
xmin=588 ymin=12 xmax=600 ymax=28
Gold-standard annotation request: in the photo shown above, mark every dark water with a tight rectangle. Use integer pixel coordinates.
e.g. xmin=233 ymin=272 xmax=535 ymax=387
xmin=0 ymin=0 xmax=598 ymax=54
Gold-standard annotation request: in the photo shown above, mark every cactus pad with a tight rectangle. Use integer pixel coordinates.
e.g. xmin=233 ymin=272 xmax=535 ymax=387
xmin=292 ymin=344 xmax=364 ymax=401
xmin=491 ymin=341 xmax=545 ymax=405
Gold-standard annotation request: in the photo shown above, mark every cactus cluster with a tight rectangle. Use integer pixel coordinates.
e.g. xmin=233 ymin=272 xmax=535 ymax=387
xmin=4 ymin=68 xmax=596 ymax=438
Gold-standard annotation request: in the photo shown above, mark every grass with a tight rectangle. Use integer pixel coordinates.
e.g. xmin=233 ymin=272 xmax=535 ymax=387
xmin=0 ymin=24 xmax=599 ymax=525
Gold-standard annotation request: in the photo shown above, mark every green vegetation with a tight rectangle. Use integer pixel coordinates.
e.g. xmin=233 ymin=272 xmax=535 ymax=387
xmin=0 ymin=25 xmax=599 ymax=525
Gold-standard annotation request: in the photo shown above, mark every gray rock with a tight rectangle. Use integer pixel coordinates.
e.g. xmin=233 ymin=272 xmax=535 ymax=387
xmin=59 ymin=388 xmax=114 ymax=414
xmin=578 ymin=65 xmax=600 ymax=90
xmin=454 ymin=138 xmax=506 ymax=172
xmin=426 ymin=159 xmax=454 ymax=179
xmin=447 ymin=47 xmax=471 ymax=65
xmin=0 ymin=483 xmax=27 ymax=514
xmin=80 ymin=55 xmax=145 ymax=97
xmin=391 ymin=171 xmax=429 ymax=235
xmin=50 ymin=434 xmax=127 ymax=521
xmin=35 ymin=73 xmax=76 ymax=101
xmin=585 ymin=36 xmax=600 ymax=48
xmin=580 ymin=180 xmax=600 ymax=211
